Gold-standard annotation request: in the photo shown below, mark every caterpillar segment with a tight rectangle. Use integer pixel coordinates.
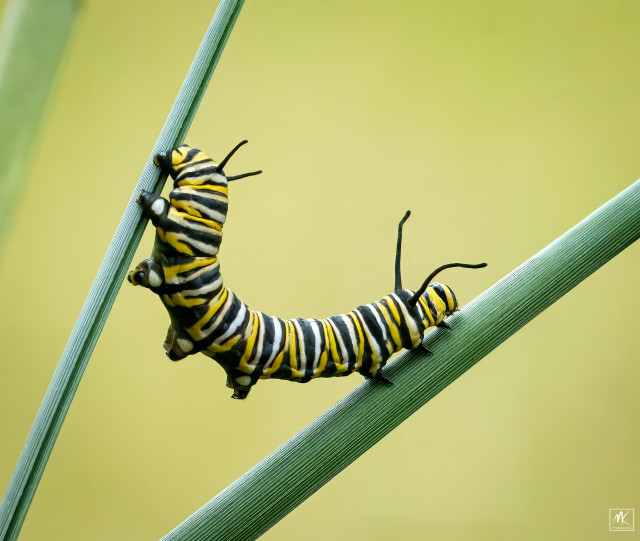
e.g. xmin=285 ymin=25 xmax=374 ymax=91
xmin=128 ymin=142 xmax=486 ymax=399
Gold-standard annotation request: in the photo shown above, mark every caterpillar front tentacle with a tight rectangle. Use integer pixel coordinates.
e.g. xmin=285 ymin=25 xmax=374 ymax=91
xmin=128 ymin=143 xmax=487 ymax=399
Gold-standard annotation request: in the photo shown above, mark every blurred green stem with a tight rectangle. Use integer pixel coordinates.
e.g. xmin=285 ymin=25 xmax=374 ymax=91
xmin=162 ymin=180 xmax=640 ymax=541
xmin=0 ymin=0 xmax=78 ymax=254
xmin=0 ymin=1 xmax=246 ymax=539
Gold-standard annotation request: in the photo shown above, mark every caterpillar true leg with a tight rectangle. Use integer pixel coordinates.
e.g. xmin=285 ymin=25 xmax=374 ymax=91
xmin=127 ymin=191 xmax=171 ymax=289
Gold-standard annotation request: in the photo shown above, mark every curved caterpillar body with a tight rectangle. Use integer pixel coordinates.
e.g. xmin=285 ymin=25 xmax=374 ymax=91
xmin=128 ymin=142 xmax=486 ymax=399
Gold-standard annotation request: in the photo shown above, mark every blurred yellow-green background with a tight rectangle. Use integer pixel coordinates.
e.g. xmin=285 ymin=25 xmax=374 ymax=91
xmin=1 ymin=1 xmax=639 ymax=539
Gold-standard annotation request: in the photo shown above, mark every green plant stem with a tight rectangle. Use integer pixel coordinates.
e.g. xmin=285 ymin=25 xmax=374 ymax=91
xmin=162 ymin=180 xmax=640 ymax=541
xmin=0 ymin=1 xmax=246 ymax=539
xmin=0 ymin=0 xmax=79 ymax=254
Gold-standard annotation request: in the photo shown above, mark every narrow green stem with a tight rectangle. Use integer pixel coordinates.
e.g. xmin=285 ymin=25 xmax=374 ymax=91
xmin=0 ymin=1 xmax=246 ymax=539
xmin=162 ymin=180 xmax=640 ymax=541
xmin=0 ymin=0 xmax=79 ymax=254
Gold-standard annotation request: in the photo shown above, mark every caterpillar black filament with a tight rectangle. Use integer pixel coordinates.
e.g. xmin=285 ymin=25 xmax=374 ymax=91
xmin=128 ymin=142 xmax=486 ymax=399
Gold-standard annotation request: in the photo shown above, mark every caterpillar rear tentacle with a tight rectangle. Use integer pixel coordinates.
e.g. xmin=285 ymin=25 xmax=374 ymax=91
xmin=128 ymin=142 xmax=487 ymax=399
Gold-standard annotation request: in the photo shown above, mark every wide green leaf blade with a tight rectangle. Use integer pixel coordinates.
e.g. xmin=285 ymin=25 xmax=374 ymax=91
xmin=162 ymin=179 xmax=640 ymax=541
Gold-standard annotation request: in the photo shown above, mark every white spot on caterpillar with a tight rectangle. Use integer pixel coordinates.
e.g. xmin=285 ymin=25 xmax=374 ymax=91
xmin=235 ymin=375 xmax=251 ymax=386
xmin=176 ymin=338 xmax=193 ymax=352
xmin=211 ymin=173 xmax=226 ymax=184
xmin=151 ymin=199 xmax=165 ymax=215
xmin=148 ymin=270 xmax=162 ymax=287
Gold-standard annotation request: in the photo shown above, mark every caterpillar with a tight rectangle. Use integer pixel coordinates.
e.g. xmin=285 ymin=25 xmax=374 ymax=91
xmin=128 ymin=141 xmax=486 ymax=399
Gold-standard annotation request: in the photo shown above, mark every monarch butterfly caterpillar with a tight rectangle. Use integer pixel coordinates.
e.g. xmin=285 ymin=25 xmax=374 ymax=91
xmin=128 ymin=141 xmax=486 ymax=399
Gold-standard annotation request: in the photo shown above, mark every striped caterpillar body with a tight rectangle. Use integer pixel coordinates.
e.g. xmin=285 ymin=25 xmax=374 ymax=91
xmin=128 ymin=142 xmax=486 ymax=399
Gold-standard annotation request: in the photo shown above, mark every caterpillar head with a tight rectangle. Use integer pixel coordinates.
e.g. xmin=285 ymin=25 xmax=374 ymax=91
xmin=427 ymin=282 xmax=458 ymax=316
xmin=153 ymin=140 xmax=261 ymax=185
xmin=153 ymin=145 xmax=208 ymax=181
